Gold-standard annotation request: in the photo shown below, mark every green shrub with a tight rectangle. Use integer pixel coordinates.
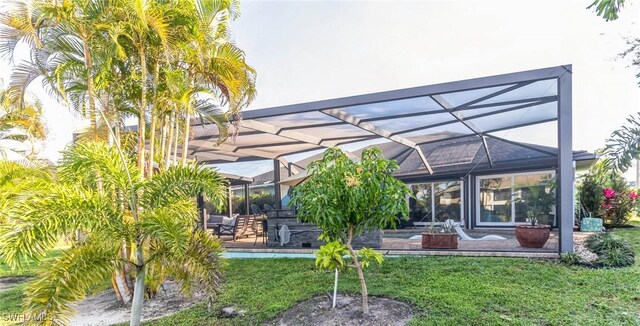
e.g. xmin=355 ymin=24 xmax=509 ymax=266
xmin=585 ymin=233 xmax=635 ymax=268
xmin=559 ymin=252 xmax=581 ymax=265
xmin=596 ymin=246 xmax=635 ymax=268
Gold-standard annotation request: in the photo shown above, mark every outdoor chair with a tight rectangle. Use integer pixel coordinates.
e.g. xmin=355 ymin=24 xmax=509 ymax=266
xmin=216 ymin=214 xmax=244 ymax=241
xmin=253 ymin=217 xmax=267 ymax=246
xmin=205 ymin=215 xmax=224 ymax=231
xmin=449 ymin=219 xmax=506 ymax=241
xmin=263 ymin=204 xmax=274 ymax=211
xmin=250 ymin=204 xmax=262 ymax=215
xmin=236 ymin=215 xmax=257 ymax=239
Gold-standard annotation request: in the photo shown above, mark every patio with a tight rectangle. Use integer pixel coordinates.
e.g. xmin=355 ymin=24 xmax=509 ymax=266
xmin=209 ymin=225 xmax=561 ymax=258
xmin=190 ymin=65 xmax=585 ymax=254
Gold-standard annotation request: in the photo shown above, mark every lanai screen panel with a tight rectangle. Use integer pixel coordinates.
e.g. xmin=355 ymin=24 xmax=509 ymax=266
xmin=189 ymin=66 xmax=569 ymax=171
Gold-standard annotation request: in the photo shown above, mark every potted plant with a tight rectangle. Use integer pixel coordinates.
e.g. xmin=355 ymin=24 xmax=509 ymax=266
xmin=514 ymin=180 xmax=555 ymax=248
xmin=422 ymin=217 xmax=458 ymax=249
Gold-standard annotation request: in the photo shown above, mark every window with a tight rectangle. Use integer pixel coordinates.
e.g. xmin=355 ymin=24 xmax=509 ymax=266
xmin=477 ymin=171 xmax=555 ymax=226
xmin=408 ymin=181 xmax=463 ymax=225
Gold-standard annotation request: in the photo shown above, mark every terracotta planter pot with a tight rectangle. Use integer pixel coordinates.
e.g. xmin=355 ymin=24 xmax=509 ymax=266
xmin=515 ymin=225 xmax=550 ymax=248
xmin=421 ymin=233 xmax=458 ymax=249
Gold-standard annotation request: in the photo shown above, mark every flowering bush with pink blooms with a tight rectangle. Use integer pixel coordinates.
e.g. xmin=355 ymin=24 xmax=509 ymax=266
xmin=600 ymin=187 xmax=639 ymax=227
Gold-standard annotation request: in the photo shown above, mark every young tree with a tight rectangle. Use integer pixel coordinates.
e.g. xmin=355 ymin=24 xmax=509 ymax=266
xmin=292 ymin=147 xmax=411 ymax=314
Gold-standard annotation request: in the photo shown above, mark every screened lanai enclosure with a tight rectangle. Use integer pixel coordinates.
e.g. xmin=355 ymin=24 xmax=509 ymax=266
xmin=188 ymin=65 xmax=594 ymax=254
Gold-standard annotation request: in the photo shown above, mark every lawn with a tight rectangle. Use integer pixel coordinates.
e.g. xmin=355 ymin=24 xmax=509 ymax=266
xmin=150 ymin=224 xmax=640 ymax=326
xmin=1 ymin=227 xmax=639 ymax=326
xmin=0 ymin=249 xmax=63 ymax=325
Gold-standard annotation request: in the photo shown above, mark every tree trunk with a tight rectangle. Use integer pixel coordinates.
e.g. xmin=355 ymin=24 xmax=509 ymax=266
xmin=147 ymin=62 xmax=160 ymax=176
xmin=137 ymin=47 xmax=147 ymax=179
xmin=346 ymin=226 xmax=368 ymax=314
xmin=165 ymin=112 xmax=174 ymax=167
xmin=159 ymin=115 xmax=167 ymax=170
xmin=181 ymin=111 xmax=190 ymax=164
xmin=129 ymin=245 xmax=146 ymax=326
xmin=81 ymin=31 xmax=98 ymax=138
xmin=147 ymin=113 xmax=156 ymax=176
xmin=111 ymin=275 xmax=123 ymax=302
xmin=172 ymin=112 xmax=179 ymax=164
xmin=115 ymin=270 xmax=133 ymax=303
xmin=115 ymin=121 xmax=121 ymax=149
xmin=333 ymin=268 xmax=338 ymax=309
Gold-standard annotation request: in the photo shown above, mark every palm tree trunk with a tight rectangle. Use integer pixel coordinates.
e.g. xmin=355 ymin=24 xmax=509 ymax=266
xmin=172 ymin=112 xmax=179 ymax=165
xmin=159 ymin=115 xmax=167 ymax=170
xmin=333 ymin=268 xmax=338 ymax=309
xmin=346 ymin=226 xmax=369 ymax=314
xmin=115 ymin=120 xmax=121 ymax=148
xmin=81 ymin=31 xmax=98 ymax=138
xmin=165 ymin=112 xmax=174 ymax=167
xmin=147 ymin=62 xmax=160 ymax=176
xmin=137 ymin=47 xmax=147 ymax=179
xmin=147 ymin=113 xmax=156 ymax=176
xmin=181 ymin=111 xmax=190 ymax=164
xmin=130 ymin=245 xmax=146 ymax=326
xmin=114 ymin=270 xmax=133 ymax=303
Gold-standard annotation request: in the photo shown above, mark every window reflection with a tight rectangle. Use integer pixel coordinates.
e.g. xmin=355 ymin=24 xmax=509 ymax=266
xmin=409 ymin=181 xmax=462 ymax=225
xmin=479 ymin=177 xmax=512 ymax=223
xmin=434 ymin=182 xmax=461 ymax=222
xmin=478 ymin=173 xmax=554 ymax=224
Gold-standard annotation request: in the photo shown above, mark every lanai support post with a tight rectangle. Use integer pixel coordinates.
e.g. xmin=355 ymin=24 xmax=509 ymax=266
xmin=197 ymin=194 xmax=206 ymax=229
xmin=244 ymin=184 xmax=250 ymax=214
xmin=227 ymin=186 xmax=233 ymax=218
xmin=558 ymin=66 xmax=574 ymax=253
xmin=273 ymin=159 xmax=282 ymax=209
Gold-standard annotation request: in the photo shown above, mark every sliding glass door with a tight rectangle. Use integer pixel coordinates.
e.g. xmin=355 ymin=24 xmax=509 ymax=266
xmin=476 ymin=171 xmax=555 ymax=226
xmin=408 ymin=181 xmax=463 ymax=226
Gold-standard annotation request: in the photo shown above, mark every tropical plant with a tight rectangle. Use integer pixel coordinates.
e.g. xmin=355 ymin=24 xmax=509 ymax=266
xmin=602 ymin=113 xmax=640 ymax=173
xmin=600 ymin=187 xmax=639 ymax=227
xmin=587 ymin=0 xmax=626 ymax=21
xmin=0 ymin=141 xmax=228 ymax=326
xmin=585 ymin=232 xmax=635 ymax=267
xmin=0 ymin=0 xmax=256 ymax=174
xmin=519 ymin=177 xmax=556 ymax=226
xmin=0 ymin=84 xmax=46 ymax=161
xmin=291 ymin=147 xmax=411 ymax=314
xmin=578 ymin=167 xmax=607 ymax=218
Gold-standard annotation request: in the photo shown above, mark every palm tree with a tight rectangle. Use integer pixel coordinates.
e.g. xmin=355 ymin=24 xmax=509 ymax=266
xmin=0 ymin=84 xmax=46 ymax=161
xmin=0 ymin=0 xmax=114 ymax=137
xmin=0 ymin=141 xmax=228 ymax=326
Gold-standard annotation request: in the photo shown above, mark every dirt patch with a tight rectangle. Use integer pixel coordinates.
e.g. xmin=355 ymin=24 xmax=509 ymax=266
xmin=271 ymin=294 xmax=413 ymax=326
xmin=0 ymin=276 xmax=33 ymax=292
xmin=70 ymin=280 xmax=205 ymax=326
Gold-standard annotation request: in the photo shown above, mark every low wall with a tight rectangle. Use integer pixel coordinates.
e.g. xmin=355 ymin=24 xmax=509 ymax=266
xmin=266 ymin=218 xmax=383 ymax=249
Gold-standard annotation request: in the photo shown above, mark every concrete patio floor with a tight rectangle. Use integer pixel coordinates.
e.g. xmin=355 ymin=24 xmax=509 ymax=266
xmin=210 ymin=228 xmax=586 ymax=259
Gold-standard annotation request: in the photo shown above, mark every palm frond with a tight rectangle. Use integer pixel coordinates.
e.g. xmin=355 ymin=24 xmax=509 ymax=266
xmin=142 ymin=162 xmax=227 ymax=209
xmin=602 ymin=112 xmax=640 ymax=173
xmin=156 ymin=229 xmax=226 ymax=301
xmin=140 ymin=199 xmax=197 ymax=256
xmin=22 ymin=242 xmax=120 ymax=326
xmin=0 ymin=185 xmax=121 ymax=269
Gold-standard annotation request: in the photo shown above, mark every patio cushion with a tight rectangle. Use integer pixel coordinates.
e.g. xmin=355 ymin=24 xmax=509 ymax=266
xmin=222 ymin=216 xmax=236 ymax=226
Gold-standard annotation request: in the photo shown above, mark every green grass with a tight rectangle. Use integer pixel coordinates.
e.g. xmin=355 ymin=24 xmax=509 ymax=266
xmin=2 ymin=227 xmax=640 ymax=325
xmin=150 ymin=224 xmax=640 ymax=326
xmin=0 ymin=248 xmax=64 ymax=278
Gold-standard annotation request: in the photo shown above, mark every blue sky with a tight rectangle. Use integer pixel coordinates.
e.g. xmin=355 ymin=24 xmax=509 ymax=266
xmin=2 ymin=0 xmax=639 ymax=178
